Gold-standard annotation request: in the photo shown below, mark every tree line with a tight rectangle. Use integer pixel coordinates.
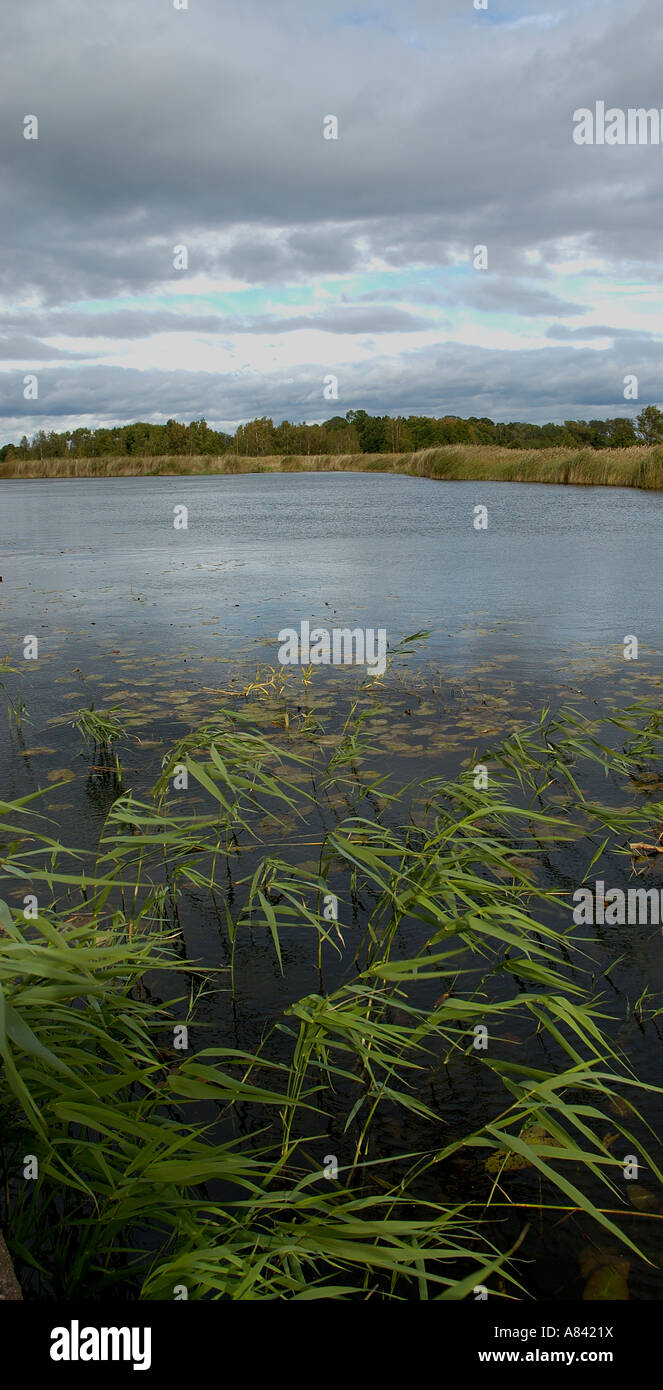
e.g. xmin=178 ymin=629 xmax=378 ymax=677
xmin=3 ymin=406 xmax=663 ymax=461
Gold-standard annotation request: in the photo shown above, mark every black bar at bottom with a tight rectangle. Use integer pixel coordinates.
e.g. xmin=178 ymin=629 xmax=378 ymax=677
xmin=0 ymin=1299 xmax=654 ymax=1377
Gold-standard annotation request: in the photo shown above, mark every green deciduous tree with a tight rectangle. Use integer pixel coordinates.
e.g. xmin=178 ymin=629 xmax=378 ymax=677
xmin=635 ymin=405 xmax=663 ymax=445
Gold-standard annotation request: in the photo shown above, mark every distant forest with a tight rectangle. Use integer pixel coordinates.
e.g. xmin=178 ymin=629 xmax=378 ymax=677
xmin=2 ymin=406 xmax=662 ymax=460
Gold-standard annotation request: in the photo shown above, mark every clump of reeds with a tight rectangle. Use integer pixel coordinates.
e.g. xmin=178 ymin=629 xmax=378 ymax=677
xmin=68 ymin=702 xmax=125 ymax=786
xmin=0 ymin=657 xmax=29 ymax=735
xmin=1 ymin=680 xmax=663 ymax=1299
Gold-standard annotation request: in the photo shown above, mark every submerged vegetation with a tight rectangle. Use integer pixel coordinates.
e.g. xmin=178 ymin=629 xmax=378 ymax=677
xmin=4 ymin=443 xmax=663 ymax=489
xmin=2 ymin=663 xmax=663 ymax=1300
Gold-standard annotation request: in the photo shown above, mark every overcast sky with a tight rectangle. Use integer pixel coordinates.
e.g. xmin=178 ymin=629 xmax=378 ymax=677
xmin=1 ymin=0 xmax=662 ymax=441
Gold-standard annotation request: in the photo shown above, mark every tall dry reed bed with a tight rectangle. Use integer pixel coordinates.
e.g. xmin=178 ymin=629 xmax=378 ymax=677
xmin=1 ymin=676 xmax=663 ymax=1298
xmin=3 ymin=444 xmax=663 ymax=488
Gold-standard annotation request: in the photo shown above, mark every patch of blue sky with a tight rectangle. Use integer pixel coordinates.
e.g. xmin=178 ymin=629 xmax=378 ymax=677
xmin=59 ymin=260 xmax=592 ymax=337
xmin=327 ymin=6 xmax=432 ymax=47
xmin=469 ymin=2 xmax=565 ymax=29
xmin=330 ymin=9 xmax=383 ymax=29
xmin=64 ymin=268 xmax=444 ymax=320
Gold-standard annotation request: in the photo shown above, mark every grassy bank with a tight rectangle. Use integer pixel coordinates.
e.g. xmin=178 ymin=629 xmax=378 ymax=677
xmin=2 ymin=667 xmax=663 ymax=1298
xmin=3 ymin=443 xmax=663 ymax=488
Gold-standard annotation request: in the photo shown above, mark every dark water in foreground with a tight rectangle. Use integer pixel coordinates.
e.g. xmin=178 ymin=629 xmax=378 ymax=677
xmin=2 ymin=472 xmax=663 ymax=1299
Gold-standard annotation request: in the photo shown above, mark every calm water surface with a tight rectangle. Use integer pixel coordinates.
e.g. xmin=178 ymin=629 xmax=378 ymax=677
xmin=2 ymin=472 xmax=663 ymax=1299
xmin=1 ymin=472 xmax=661 ymax=665
xmin=4 ymin=470 xmax=662 ymax=803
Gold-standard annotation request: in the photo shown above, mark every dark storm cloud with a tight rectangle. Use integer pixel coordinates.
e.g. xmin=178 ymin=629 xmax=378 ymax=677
xmin=2 ymin=0 xmax=663 ymax=431
xmin=2 ymin=0 xmax=662 ymax=298
xmin=251 ymin=306 xmax=432 ymax=333
xmin=1 ymin=304 xmax=431 ymax=340
xmin=351 ymin=288 xmax=445 ymax=305
xmin=0 ymin=334 xmax=85 ymax=359
xmin=443 ymin=278 xmax=588 ymax=318
xmin=546 ymin=323 xmax=651 ymax=340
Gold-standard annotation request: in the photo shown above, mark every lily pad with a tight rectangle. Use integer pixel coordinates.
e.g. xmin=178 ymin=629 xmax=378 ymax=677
xmin=485 ymin=1124 xmax=559 ymax=1174
xmin=582 ymin=1260 xmax=629 ymax=1301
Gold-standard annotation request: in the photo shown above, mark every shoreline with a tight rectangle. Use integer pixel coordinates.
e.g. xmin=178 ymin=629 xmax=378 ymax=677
xmin=1 ymin=442 xmax=663 ymax=489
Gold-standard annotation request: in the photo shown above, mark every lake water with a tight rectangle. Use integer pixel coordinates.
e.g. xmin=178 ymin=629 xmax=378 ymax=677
xmin=2 ymin=472 xmax=662 ymax=675
xmin=2 ymin=471 xmax=662 ymax=748
xmin=2 ymin=471 xmax=663 ymax=1299
xmin=4 ymin=469 xmax=663 ymax=834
